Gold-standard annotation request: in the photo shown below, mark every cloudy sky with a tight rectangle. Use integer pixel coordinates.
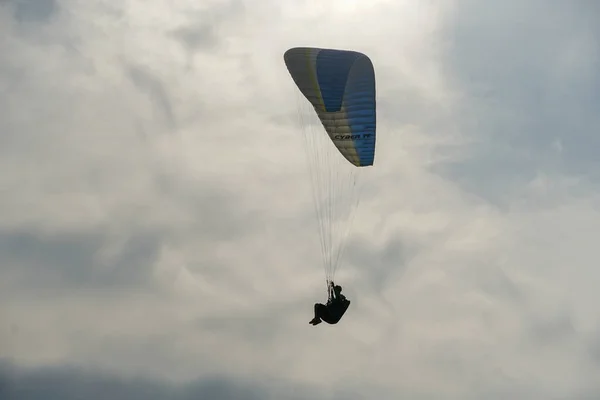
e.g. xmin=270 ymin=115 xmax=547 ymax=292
xmin=1 ymin=0 xmax=600 ymax=398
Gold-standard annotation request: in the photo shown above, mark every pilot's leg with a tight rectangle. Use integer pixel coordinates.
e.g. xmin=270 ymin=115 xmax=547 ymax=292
xmin=310 ymin=303 xmax=326 ymax=325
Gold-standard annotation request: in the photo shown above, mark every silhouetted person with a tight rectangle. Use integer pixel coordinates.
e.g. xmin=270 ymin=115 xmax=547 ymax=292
xmin=309 ymin=282 xmax=350 ymax=326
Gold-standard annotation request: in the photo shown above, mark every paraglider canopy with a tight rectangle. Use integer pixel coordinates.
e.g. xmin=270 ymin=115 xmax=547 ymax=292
xmin=284 ymin=47 xmax=376 ymax=167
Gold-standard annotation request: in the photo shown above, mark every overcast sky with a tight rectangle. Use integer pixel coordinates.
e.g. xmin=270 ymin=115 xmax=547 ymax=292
xmin=1 ymin=0 xmax=600 ymax=399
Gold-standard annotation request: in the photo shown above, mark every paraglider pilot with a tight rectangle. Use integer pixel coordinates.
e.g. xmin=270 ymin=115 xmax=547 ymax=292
xmin=309 ymin=281 xmax=351 ymax=326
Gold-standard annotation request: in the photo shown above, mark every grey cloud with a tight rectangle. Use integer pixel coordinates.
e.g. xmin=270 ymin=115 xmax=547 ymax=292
xmin=0 ymin=177 xmax=268 ymax=297
xmin=433 ymin=0 xmax=600 ymax=203
xmin=171 ymin=25 xmax=218 ymax=54
xmin=198 ymin=299 xmax=302 ymax=344
xmin=0 ymin=229 xmax=160 ymax=293
xmin=0 ymin=361 xmax=260 ymax=400
xmin=475 ymin=266 xmax=524 ymax=304
xmin=3 ymin=0 xmax=59 ymax=23
xmin=127 ymin=65 xmax=177 ymax=134
xmin=170 ymin=0 xmax=247 ymax=54
xmin=526 ymin=309 xmax=576 ymax=346
xmin=0 ymin=360 xmax=366 ymax=400
xmin=586 ymin=334 xmax=600 ymax=366
xmin=345 ymin=235 xmax=418 ymax=294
